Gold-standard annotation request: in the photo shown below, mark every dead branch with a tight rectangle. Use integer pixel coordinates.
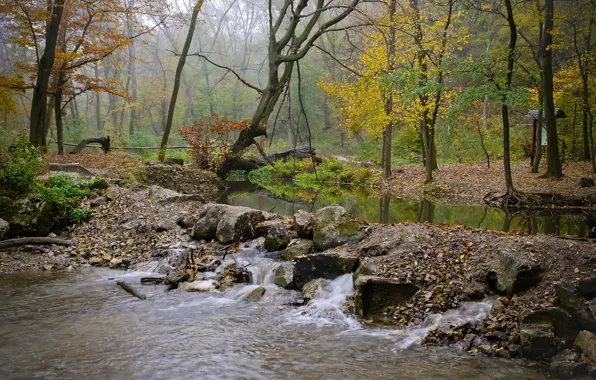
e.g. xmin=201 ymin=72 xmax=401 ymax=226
xmin=117 ymin=281 xmax=147 ymax=300
xmin=0 ymin=237 xmax=74 ymax=250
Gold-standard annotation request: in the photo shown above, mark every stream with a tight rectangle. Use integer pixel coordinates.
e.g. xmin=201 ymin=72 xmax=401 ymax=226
xmin=224 ymin=180 xmax=596 ymax=238
xmin=0 ymin=249 xmax=547 ymax=379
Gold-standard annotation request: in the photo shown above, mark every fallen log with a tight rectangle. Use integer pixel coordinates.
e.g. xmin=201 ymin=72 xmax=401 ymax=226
xmin=140 ymin=277 xmax=165 ymax=285
xmin=0 ymin=237 xmax=74 ymax=250
xmin=70 ymin=136 xmax=110 ymax=154
xmin=117 ymin=280 xmax=147 ymax=300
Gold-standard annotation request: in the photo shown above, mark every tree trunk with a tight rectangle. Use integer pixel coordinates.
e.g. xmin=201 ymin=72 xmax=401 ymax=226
xmin=29 ymin=0 xmax=65 ymax=148
xmin=543 ymin=0 xmax=562 ymax=178
xmin=159 ymin=0 xmax=204 ymax=161
xmin=531 ymin=87 xmax=544 ymax=173
xmin=127 ymin=11 xmax=138 ymax=136
xmin=502 ymin=0 xmax=517 ymax=195
xmin=55 ymin=71 xmax=66 ymax=155
xmin=382 ymin=0 xmax=396 ymax=179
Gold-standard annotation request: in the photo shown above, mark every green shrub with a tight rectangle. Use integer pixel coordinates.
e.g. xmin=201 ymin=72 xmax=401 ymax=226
xmin=0 ymin=140 xmax=44 ymax=198
xmin=41 ymin=175 xmax=91 ymax=225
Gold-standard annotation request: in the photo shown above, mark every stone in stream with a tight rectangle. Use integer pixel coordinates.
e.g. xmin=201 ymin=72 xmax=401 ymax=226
xmin=164 ymin=269 xmax=190 ymax=289
xmin=312 ymin=205 xmax=364 ymax=251
xmin=281 ymin=239 xmax=314 ymax=261
xmin=578 ymin=276 xmax=596 ymax=300
xmin=354 ymin=276 xmax=419 ymax=320
xmin=519 ymin=307 xmax=580 ymax=344
xmin=353 ymin=257 xmax=381 ymax=280
xmin=575 ymin=330 xmax=596 ymax=362
xmin=302 ymin=278 xmax=330 ymax=302
xmin=549 ymin=349 xmax=589 ymax=379
xmin=264 ymin=225 xmax=291 ymax=252
xmin=193 ymin=204 xmax=265 ymax=243
xmin=245 ymin=286 xmax=266 ymax=301
xmin=293 ymin=210 xmax=313 ymax=239
xmin=555 ymin=282 xmax=596 ymax=332
xmin=274 ymin=263 xmax=294 ymax=289
xmin=292 ymin=251 xmax=358 ymax=289
xmin=520 ymin=326 xmax=556 ymax=360
xmin=178 ymin=280 xmax=218 ymax=292
xmin=89 ymin=256 xmax=104 ymax=266
xmin=487 ymin=251 xmax=542 ymax=296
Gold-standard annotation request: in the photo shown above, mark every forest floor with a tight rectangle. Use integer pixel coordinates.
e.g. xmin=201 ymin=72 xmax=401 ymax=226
xmin=381 ymin=160 xmax=596 ymax=205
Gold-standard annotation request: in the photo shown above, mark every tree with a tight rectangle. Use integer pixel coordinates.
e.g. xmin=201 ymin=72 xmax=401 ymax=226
xmin=159 ymin=0 xmax=205 ymax=161
xmin=543 ymin=0 xmax=562 ymax=178
xmin=502 ymin=0 xmax=517 ymax=195
xmin=29 ymin=0 xmax=65 ymax=147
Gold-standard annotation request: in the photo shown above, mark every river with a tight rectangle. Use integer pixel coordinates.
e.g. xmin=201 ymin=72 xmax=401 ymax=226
xmin=0 ymin=249 xmax=547 ymax=380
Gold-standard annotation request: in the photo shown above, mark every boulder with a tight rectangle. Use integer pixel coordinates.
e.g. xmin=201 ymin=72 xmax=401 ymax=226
xmin=89 ymin=256 xmax=104 ymax=266
xmin=264 ymin=225 xmax=291 ymax=252
xmin=578 ymin=277 xmax=596 ymax=300
xmin=575 ymin=330 xmax=596 ymax=362
xmin=177 ymin=215 xmax=198 ymax=229
xmin=549 ymin=349 xmax=588 ymax=379
xmin=292 ymin=251 xmax=358 ymax=288
xmin=555 ymin=282 xmax=596 ymax=332
xmin=7 ymin=195 xmax=55 ymax=237
xmin=302 ymin=278 xmax=329 ymax=302
xmin=0 ymin=218 xmax=8 ymax=239
xmin=579 ymin=177 xmax=595 ymax=188
xmin=519 ymin=307 xmax=580 ymax=344
xmin=488 ymin=251 xmax=542 ymax=296
xmin=274 ymin=263 xmax=294 ymax=289
xmin=245 ymin=286 xmax=266 ymax=301
xmin=354 ymin=257 xmax=381 ymax=280
xmin=281 ymin=239 xmax=314 ymax=260
xmin=293 ymin=210 xmax=313 ymax=238
xmin=520 ymin=326 xmax=556 ymax=360
xmin=312 ymin=205 xmax=364 ymax=251
xmin=178 ymin=280 xmax=217 ymax=292
xmin=193 ymin=204 xmax=265 ymax=243
xmin=109 ymin=257 xmax=123 ymax=269
xmin=154 ymin=248 xmax=189 ymax=275
xmin=164 ymin=269 xmax=190 ymax=288
xmin=354 ymin=276 xmax=419 ymax=320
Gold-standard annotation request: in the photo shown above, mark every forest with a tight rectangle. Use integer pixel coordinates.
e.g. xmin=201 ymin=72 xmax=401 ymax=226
xmin=0 ymin=1 xmax=596 ymax=379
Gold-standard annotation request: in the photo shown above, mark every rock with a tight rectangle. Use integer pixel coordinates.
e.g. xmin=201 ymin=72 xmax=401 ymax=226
xmin=274 ymin=263 xmax=294 ymax=289
xmin=193 ymin=204 xmax=265 ymax=243
xmin=105 ymin=188 xmax=119 ymax=201
xmin=462 ymin=333 xmax=481 ymax=351
xmin=520 ymin=326 xmax=556 ymax=360
xmin=354 ymin=276 xmax=419 ymax=320
xmin=549 ymin=359 xmax=588 ymax=379
xmin=264 ymin=225 xmax=291 ymax=252
xmin=178 ymin=280 xmax=217 ymax=292
xmin=552 ymin=348 xmax=579 ymax=362
xmin=488 ymin=251 xmax=542 ymax=296
xmin=0 ymin=218 xmax=8 ymax=239
xmin=478 ymin=344 xmax=495 ymax=355
xmin=42 ymin=264 xmax=54 ymax=271
xmin=312 ymin=205 xmax=364 ymax=251
xmin=164 ymin=157 xmax=184 ymax=166
xmin=243 ymin=237 xmax=266 ymax=250
xmin=47 ymin=163 xmax=94 ymax=176
xmin=7 ymin=195 xmax=55 ymax=237
xmin=302 ymin=278 xmax=329 ymax=302
xmin=293 ymin=210 xmax=313 ymax=238
xmin=89 ymin=256 xmax=104 ymax=266
xmin=578 ymin=277 xmax=596 ymax=300
xmin=486 ymin=331 xmax=507 ymax=341
xmin=154 ymin=248 xmax=189 ymax=274
xmin=165 ymin=269 xmax=190 ymax=288
xmin=88 ymin=178 xmax=109 ymax=190
xmin=519 ymin=307 xmax=580 ymax=344
xmin=292 ymin=251 xmax=358 ymax=288
xmin=89 ymin=196 xmax=107 ymax=207
xmin=245 ymin=286 xmax=266 ymax=301
xmin=109 ymin=257 xmax=123 ymax=268
xmin=155 ymin=220 xmax=177 ymax=232
xmin=555 ymin=282 xmax=596 ymax=332
xmin=354 ymin=257 xmax=381 ymax=280
xmin=281 ymin=239 xmax=314 ymax=260
xmin=575 ymin=330 xmax=596 ymax=362
xmin=176 ymin=215 xmax=198 ymax=229
xmin=579 ymin=177 xmax=595 ymax=188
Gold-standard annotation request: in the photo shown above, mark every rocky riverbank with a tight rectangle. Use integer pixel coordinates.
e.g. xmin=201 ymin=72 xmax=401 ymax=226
xmin=1 ymin=178 xmax=595 ymax=378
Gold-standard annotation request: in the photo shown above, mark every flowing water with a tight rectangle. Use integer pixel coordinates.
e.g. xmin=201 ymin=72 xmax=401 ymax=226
xmin=0 ymin=249 xmax=546 ymax=380
xmin=224 ymin=180 xmax=595 ymax=237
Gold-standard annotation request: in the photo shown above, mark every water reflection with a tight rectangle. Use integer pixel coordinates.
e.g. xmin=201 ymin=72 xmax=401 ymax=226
xmin=224 ymin=181 xmax=595 ymax=238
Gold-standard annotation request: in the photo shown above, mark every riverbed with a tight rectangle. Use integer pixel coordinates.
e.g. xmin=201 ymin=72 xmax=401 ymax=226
xmin=0 ymin=259 xmax=547 ymax=380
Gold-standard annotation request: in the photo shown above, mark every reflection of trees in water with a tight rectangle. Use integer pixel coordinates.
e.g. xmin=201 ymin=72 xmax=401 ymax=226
xmin=380 ymin=195 xmax=390 ymax=224
xmin=418 ymin=200 xmax=435 ymax=223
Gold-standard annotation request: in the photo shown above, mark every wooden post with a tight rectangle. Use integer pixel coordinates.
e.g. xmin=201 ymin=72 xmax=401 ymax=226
xmin=531 ymin=119 xmax=537 ymax=166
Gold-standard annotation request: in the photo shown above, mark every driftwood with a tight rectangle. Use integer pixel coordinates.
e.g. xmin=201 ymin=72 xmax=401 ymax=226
xmin=0 ymin=237 xmax=74 ymax=250
xmin=140 ymin=277 xmax=165 ymax=285
xmin=70 ymin=136 xmax=111 ymax=154
xmin=117 ymin=280 xmax=147 ymax=300
xmin=230 ymin=145 xmax=322 ymax=172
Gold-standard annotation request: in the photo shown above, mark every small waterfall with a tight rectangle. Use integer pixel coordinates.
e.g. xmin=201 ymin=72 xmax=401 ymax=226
xmin=385 ymin=300 xmax=493 ymax=349
xmin=286 ymin=274 xmax=360 ymax=329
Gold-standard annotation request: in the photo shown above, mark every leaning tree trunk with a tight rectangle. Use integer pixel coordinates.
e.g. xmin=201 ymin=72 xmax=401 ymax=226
xmin=382 ymin=0 xmax=397 ymax=179
xmin=159 ymin=0 xmax=204 ymax=162
xmin=543 ymin=0 xmax=562 ymax=178
xmin=29 ymin=0 xmax=65 ymax=148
